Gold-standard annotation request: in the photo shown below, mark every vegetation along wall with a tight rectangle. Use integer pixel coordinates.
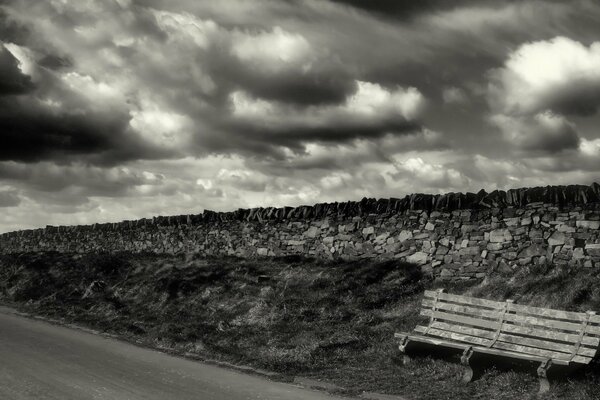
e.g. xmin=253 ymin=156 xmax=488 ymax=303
xmin=1 ymin=183 xmax=600 ymax=282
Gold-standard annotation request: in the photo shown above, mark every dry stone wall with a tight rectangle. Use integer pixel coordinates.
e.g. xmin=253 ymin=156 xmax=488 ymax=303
xmin=1 ymin=184 xmax=600 ymax=282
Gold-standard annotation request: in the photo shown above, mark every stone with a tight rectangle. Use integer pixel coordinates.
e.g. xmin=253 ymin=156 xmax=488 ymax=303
xmin=576 ymin=220 xmax=600 ymax=230
xmin=257 ymin=248 xmax=269 ymax=256
xmin=586 ymin=244 xmax=600 ymax=257
xmin=573 ymin=247 xmax=585 ymax=260
xmin=461 ymin=224 xmax=477 ymax=233
xmin=517 ymin=243 xmax=547 ymax=258
xmin=436 ymin=245 xmax=449 ymax=255
xmin=425 ymin=222 xmax=435 ymax=231
xmin=504 ymin=217 xmax=520 ymax=227
xmin=489 ymin=229 xmax=512 ymax=243
xmin=362 ymin=226 xmax=375 ymax=236
xmin=398 ymin=230 xmax=413 ymax=243
xmin=548 ymin=231 xmax=566 ymax=246
xmin=487 ymin=243 xmax=503 ymax=251
xmin=440 ymin=268 xmax=454 ymax=277
xmin=459 ymin=246 xmax=480 ymax=256
xmin=305 ymin=226 xmax=320 ymax=238
xmin=406 ymin=251 xmax=428 ymax=265
xmin=374 ymin=232 xmax=389 ymax=243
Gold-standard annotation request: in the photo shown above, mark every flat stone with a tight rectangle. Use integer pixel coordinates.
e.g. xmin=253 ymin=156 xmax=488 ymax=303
xmin=406 ymin=251 xmax=428 ymax=265
xmin=362 ymin=226 xmax=375 ymax=236
xmin=459 ymin=246 xmax=480 ymax=256
xmin=489 ymin=229 xmax=513 ymax=243
xmin=577 ymin=220 xmax=600 ymax=230
xmin=504 ymin=217 xmax=520 ymax=227
xmin=586 ymin=244 xmax=600 ymax=257
xmin=558 ymin=224 xmax=576 ymax=233
xmin=548 ymin=231 xmax=566 ymax=246
xmin=487 ymin=243 xmax=503 ymax=251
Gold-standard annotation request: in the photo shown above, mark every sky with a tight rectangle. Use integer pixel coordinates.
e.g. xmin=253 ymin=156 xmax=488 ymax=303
xmin=0 ymin=0 xmax=600 ymax=232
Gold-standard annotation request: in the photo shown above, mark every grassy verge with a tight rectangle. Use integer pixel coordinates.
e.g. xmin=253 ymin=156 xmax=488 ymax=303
xmin=0 ymin=252 xmax=600 ymax=399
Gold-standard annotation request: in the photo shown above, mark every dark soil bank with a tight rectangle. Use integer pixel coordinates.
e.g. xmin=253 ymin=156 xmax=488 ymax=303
xmin=1 ymin=252 xmax=600 ymax=399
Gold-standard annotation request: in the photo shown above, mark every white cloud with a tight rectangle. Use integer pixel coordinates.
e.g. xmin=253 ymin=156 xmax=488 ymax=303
xmin=129 ymin=107 xmax=194 ymax=150
xmin=489 ymin=36 xmax=600 ymax=116
xmin=231 ymin=26 xmax=312 ymax=67
xmin=391 ymin=156 xmax=470 ymax=191
xmin=346 ymin=81 xmax=424 ymax=120
xmin=580 ymin=137 xmax=600 ymax=157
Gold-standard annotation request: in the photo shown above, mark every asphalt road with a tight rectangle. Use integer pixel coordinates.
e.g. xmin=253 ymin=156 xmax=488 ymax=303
xmin=0 ymin=309 xmax=348 ymax=400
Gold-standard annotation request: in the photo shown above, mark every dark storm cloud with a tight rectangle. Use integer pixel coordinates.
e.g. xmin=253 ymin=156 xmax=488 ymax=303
xmin=0 ymin=8 xmax=28 ymax=44
xmin=226 ymin=64 xmax=357 ymax=106
xmin=0 ymin=44 xmax=32 ymax=94
xmin=37 ymin=54 xmax=72 ymax=70
xmin=329 ymin=0 xmax=466 ymax=19
xmin=0 ymin=97 xmax=129 ymax=163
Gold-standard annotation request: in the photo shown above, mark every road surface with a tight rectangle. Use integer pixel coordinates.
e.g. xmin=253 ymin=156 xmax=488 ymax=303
xmin=0 ymin=308 xmax=348 ymax=400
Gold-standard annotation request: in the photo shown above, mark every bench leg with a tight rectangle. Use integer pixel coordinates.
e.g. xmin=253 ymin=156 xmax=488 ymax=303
xmin=537 ymin=359 xmax=553 ymax=395
xmin=460 ymin=347 xmax=485 ymax=383
xmin=397 ymin=336 xmax=414 ymax=365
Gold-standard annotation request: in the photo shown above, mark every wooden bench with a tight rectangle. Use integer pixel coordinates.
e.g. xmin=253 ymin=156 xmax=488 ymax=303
xmin=394 ymin=289 xmax=600 ymax=393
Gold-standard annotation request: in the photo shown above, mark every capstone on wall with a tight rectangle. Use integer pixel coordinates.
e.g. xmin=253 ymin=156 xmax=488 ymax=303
xmin=1 ymin=184 xmax=600 ymax=282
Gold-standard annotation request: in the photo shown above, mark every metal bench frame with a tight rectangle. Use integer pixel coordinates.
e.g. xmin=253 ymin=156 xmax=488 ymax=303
xmin=395 ymin=289 xmax=600 ymax=393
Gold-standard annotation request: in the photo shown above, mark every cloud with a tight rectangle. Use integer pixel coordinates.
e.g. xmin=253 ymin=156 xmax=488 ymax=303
xmin=489 ymin=36 xmax=600 ymax=116
xmin=442 ymin=87 xmax=468 ymax=105
xmin=228 ymin=81 xmax=426 ymax=146
xmin=0 ymin=190 xmax=20 ymax=207
xmin=391 ymin=156 xmax=471 ymax=191
xmin=0 ymin=44 xmax=32 ymax=94
xmin=1 ymin=0 xmax=600 ymax=233
xmin=489 ymin=111 xmax=580 ymax=153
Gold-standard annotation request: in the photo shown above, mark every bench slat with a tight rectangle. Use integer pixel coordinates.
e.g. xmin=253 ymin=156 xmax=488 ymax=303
xmin=413 ymin=326 xmax=592 ymax=364
xmin=424 ymin=291 xmax=502 ymax=309
xmin=421 ymin=308 xmax=498 ymax=330
xmin=422 ymin=299 xmax=501 ymax=320
xmin=395 ymin=333 xmax=572 ymax=365
xmin=415 ymin=322 xmax=597 ymax=357
xmin=426 ymin=312 xmax=599 ymax=347
xmin=424 ymin=291 xmax=600 ymax=325
xmin=422 ymin=300 xmax=600 ymax=336
xmin=508 ymin=302 xmax=600 ymax=324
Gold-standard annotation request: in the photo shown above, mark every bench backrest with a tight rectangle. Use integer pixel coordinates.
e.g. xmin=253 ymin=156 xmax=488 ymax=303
xmin=416 ymin=290 xmax=600 ymax=365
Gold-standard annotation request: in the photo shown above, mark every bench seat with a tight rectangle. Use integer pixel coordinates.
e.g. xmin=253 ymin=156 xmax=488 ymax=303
xmin=395 ymin=290 xmax=600 ymax=393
